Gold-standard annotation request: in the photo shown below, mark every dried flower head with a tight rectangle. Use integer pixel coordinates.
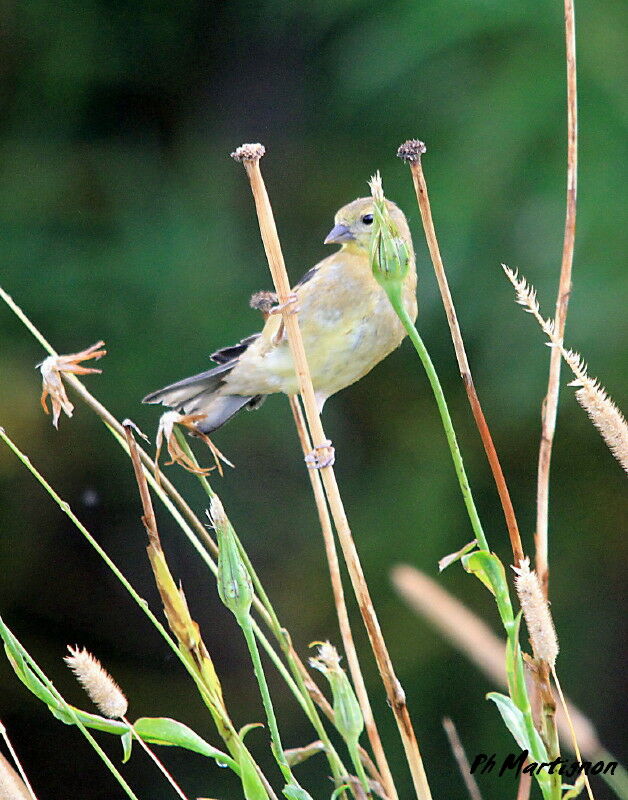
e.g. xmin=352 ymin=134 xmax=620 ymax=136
xmin=154 ymin=411 xmax=233 ymax=479
xmin=512 ymin=558 xmax=559 ymax=667
xmin=249 ymin=290 xmax=278 ymax=317
xmin=64 ymin=645 xmax=128 ymax=719
xmin=230 ymin=143 xmax=265 ymax=163
xmin=39 ymin=341 xmax=106 ymax=428
xmin=503 ymin=265 xmax=628 ymax=474
xmin=396 ymin=139 xmax=427 ymax=164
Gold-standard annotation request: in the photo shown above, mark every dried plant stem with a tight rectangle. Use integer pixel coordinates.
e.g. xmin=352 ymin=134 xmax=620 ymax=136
xmin=125 ymin=721 xmax=190 ymax=800
xmin=536 ymin=0 xmax=578 ymax=596
xmin=233 ymin=146 xmax=432 ymax=800
xmin=0 ymin=722 xmax=38 ymax=800
xmin=442 ymin=718 xmax=483 ymax=800
xmin=289 ymin=396 xmax=398 ymax=800
xmin=551 ymin=668 xmax=594 ymax=800
xmin=401 ymin=150 xmax=524 ymax=567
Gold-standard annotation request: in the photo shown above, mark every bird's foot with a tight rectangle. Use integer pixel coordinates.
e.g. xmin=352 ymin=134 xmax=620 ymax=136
xmin=305 ymin=439 xmax=335 ymax=469
xmin=269 ymin=293 xmax=299 ymax=316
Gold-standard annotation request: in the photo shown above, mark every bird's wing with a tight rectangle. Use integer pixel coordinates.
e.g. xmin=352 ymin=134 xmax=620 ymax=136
xmin=211 ymin=333 xmax=260 ymax=364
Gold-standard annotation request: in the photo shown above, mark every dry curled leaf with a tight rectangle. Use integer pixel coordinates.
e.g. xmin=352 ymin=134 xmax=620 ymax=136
xmin=39 ymin=341 xmax=106 ymax=428
xmin=154 ymin=411 xmax=233 ymax=480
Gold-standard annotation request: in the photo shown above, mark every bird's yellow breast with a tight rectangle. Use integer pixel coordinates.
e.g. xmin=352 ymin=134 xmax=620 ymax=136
xmin=223 ymin=247 xmax=417 ymax=400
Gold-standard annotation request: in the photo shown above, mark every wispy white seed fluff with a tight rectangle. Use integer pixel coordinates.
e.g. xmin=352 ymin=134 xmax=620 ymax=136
xmin=512 ymin=559 xmax=559 ymax=667
xmin=64 ymin=646 xmax=128 ymax=719
xmin=503 ymin=265 xmax=628 ymax=474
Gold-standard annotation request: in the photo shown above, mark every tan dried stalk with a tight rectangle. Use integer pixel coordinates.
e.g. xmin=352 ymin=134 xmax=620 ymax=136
xmin=442 ymin=718 xmax=483 ymax=800
xmin=536 ymin=0 xmax=579 ymax=596
xmin=0 ymin=723 xmax=38 ymax=800
xmin=397 ymin=141 xmax=524 ymax=567
xmin=232 ymin=143 xmax=432 ymax=800
xmin=289 ymin=396 xmax=397 ymax=800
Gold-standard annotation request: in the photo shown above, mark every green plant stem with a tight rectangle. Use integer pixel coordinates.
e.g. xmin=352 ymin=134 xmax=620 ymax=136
xmin=390 ymin=298 xmax=489 ymax=552
xmin=347 ymin=742 xmax=370 ymax=795
xmin=240 ymin=620 xmax=293 ymax=784
xmin=173 ymin=429 xmax=351 ymax=791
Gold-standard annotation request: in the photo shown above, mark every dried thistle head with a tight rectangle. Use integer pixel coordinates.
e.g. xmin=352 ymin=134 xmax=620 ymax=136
xmin=249 ymin=290 xmax=278 ymax=318
xmin=512 ymin=558 xmax=559 ymax=668
xmin=230 ymin=143 xmax=265 ymax=163
xmin=396 ymin=139 xmax=427 ymax=164
xmin=64 ymin=645 xmax=128 ymax=719
xmin=39 ymin=341 xmax=106 ymax=428
xmin=154 ymin=411 xmax=233 ymax=479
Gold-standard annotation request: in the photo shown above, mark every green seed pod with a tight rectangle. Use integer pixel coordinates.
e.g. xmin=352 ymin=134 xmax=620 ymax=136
xmin=369 ymin=171 xmax=411 ymax=293
xmin=211 ymin=496 xmax=253 ymax=624
xmin=310 ymin=642 xmax=363 ymax=745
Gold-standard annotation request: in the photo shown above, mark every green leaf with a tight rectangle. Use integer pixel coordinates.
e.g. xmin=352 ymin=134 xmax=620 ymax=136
xmin=282 ymin=785 xmax=314 ymax=800
xmin=239 ymin=722 xmax=264 ymax=742
xmin=331 ymin=786 xmax=350 ymax=800
xmin=239 ymin=751 xmax=270 ymax=800
xmin=487 ymin=693 xmax=553 ymax=798
xmin=438 ymin=538 xmax=478 ymax=571
xmin=121 ymin=730 xmax=133 ymax=763
xmin=133 ymin=717 xmax=237 ymax=771
xmin=462 ymin=550 xmax=514 ymax=625
xmin=487 ymin=692 xmax=537 ymax=753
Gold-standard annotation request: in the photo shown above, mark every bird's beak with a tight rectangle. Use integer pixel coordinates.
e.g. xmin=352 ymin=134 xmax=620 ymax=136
xmin=324 ymin=223 xmax=355 ymax=245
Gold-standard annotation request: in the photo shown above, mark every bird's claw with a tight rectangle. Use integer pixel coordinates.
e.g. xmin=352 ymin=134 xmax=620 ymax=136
xmin=305 ymin=439 xmax=335 ymax=469
xmin=269 ymin=293 xmax=299 ymax=316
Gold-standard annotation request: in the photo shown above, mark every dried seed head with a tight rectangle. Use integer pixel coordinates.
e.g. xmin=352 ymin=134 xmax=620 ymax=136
xmin=512 ymin=559 xmax=559 ymax=667
xmin=397 ymin=139 xmax=427 ymax=164
xmin=64 ymin=646 xmax=128 ymax=718
xmin=249 ymin=290 xmax=278 ymax=315
xmin=230 ymin=143 xmax=265 ymax=163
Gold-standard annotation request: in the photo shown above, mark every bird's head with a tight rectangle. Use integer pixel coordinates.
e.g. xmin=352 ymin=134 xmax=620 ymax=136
xmin=324 ymin=196 xmax=411 ymax=254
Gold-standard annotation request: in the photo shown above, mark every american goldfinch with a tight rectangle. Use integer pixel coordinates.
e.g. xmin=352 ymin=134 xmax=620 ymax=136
xmin=143 ymin=197 xmax=417 ymax=433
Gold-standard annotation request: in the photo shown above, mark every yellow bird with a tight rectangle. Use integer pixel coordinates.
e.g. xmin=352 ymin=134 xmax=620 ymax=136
xmin=143 ymin=197 xmax=417 ymax=433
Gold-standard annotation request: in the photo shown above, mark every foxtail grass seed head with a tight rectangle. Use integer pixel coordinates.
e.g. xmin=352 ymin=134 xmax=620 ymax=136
xmin=310 ymin=642 xmax=364 ymax=745
xmin=64 ymin=646 xmax=128 ymax=719
xmin=503 ymin=266 xmax=628 ymax=474
xmin=368 ymin=172 xmax=410 ymax=294
xmin=512 ymin=559 xmax=559 ymax=667
xmin=396 ymin=139 xmax=427 ymax=164
xmin=230 ymin=143 xmax=265 ymax=163
xmin=211 ymin=496 xmax=253 ymax=623
xmin=567 ymin=364 xmax=628 ymax=475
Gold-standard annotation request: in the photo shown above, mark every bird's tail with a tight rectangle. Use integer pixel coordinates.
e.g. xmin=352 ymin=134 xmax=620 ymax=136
xmin=143 ymin=360 xmax=263 ymax=434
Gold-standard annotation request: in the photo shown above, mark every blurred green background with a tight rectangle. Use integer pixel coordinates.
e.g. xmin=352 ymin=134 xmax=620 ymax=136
xmin=0 ymin=0 xmax=626 ymax=797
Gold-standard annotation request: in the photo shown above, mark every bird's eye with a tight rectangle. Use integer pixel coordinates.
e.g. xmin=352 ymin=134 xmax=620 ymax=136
xmin=362 ymin=214 xmax=373 ymax=225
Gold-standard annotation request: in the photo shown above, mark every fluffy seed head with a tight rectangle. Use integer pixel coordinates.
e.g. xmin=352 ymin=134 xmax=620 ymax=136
xmin=64 ymin=646 xmax=128 ymax=718
xmin=512 ymin=559 xmax=559 ymax=667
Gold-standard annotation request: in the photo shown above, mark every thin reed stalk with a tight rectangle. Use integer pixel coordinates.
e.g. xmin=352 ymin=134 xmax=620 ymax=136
xmin=0 ymin=722 xmax=38 ymax=800
xmin=397 ymin=140 xmax=524 ymax=567
xmin=231 ymin=143 xmax=432 ymax=800
xmin=536 ymin=0 xmax=578 ymax=596
xmin=289 ymin=396 xmax=398 ymax=800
